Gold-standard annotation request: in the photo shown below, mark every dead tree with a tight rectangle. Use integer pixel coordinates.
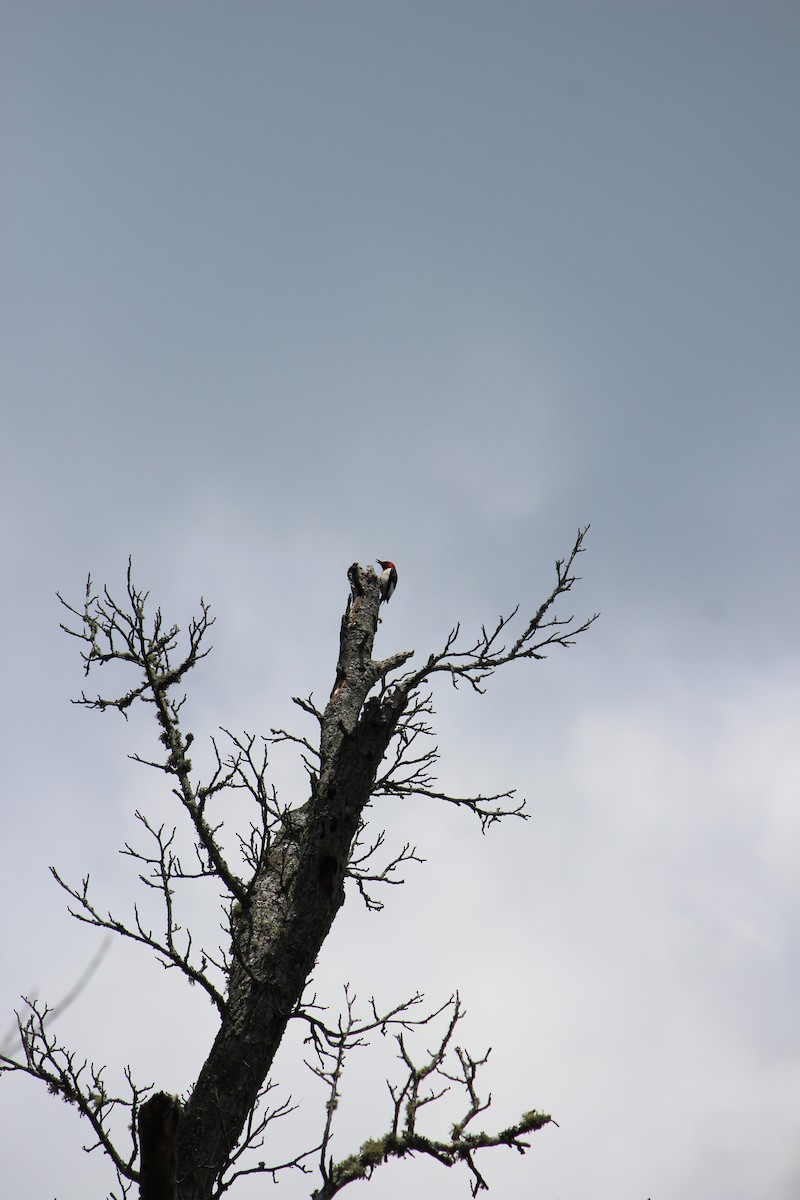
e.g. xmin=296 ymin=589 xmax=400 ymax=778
xmin=1 ymin=529 xmax=597 ymax=1200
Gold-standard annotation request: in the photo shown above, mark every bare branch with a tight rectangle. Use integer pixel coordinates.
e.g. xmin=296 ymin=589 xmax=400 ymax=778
xmin=0 ymin=999 xmax=147 ymax=1184
xmin=300 ymin=987 xmax=451 ymax=1195
xmin=346 ymin=828 xmax=426 ymax=911
xmin=211 ymin=1080 xmax=315 ymax=1198
xmin=389 ymin=783 xmax=526 ymax=830
xmin=297 ymin=987 xmax=434 ymax=1064
xmin=58 ymin=567 xmax=248 ymax=905
xmin=291 ymin=694 xmax=324 ymax=724
xmin=392 ymin=527 xmax=597 ymax=699
xmin=370 ymin=689 xmax=528 ymax=830
xmin=311 ymin=994 xmax=555 ymax=1199
xmin=49 ymin=867 xmax=226 ymax=1015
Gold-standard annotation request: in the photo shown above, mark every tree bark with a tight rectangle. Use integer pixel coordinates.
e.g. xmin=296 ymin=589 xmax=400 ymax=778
xmin=139 ymin=1092 xmax=181 ymax=1200
xmin=175 ymin=565 xmax=407 ymax=1199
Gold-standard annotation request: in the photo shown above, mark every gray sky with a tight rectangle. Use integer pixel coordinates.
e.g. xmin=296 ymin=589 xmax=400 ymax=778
xmin=1 ymin=3 xmax=799 ymax=1198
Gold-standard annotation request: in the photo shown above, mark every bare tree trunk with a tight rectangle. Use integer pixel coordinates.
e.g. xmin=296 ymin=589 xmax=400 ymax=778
xmin=176 ymin=566 xmax=406 ymax=1199
xmin=139 ymin=1092 xmax=181 ymax=1200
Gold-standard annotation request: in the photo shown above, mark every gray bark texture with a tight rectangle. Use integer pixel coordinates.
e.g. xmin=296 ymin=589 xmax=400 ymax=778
xmin=176 ymin=564 xmax=409 ymax=1199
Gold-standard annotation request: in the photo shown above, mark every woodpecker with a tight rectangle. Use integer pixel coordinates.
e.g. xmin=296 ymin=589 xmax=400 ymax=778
xmin=376 ymin=559 xmax=398 ymax=603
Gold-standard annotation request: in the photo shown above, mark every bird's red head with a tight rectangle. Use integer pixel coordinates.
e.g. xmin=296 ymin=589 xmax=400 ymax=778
xmin=376 ymin=559 xmax=395 ymax=570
